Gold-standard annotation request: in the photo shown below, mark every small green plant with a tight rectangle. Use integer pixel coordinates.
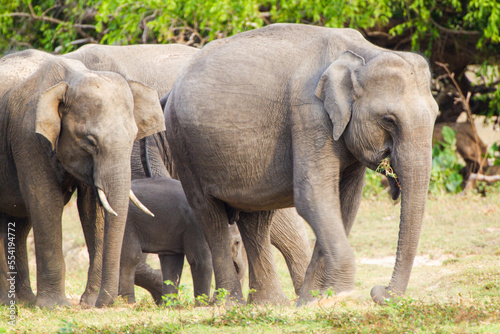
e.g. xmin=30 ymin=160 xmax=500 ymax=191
xmin=161 ymin=280 xmax=193 ymax=308
xmin=430 ymin=126 xmax=464 ymax=194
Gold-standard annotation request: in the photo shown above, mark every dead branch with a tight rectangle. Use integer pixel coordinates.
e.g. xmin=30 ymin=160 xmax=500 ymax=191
xmin=436 ymin=62 xmax=486 ymax=174
xmin=462 ymin=173 xmax=500 ymax=192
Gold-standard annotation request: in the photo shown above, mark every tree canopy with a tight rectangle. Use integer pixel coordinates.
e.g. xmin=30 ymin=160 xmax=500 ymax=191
xmin=0 ymin=0 xmax=499 ymax=124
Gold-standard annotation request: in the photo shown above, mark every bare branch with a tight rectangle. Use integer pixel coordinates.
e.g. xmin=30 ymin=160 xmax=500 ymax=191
xmin=430 ymin=18 xmax=479 ymax=36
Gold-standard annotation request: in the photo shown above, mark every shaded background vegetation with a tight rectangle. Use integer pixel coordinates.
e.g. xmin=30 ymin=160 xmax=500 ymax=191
xmin=1 ymin=0 xmax=499 ymax=194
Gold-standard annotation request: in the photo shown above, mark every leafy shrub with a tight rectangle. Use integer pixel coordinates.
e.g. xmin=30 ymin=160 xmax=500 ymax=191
xmin=429 ymin=126 xmax=464 ymax=194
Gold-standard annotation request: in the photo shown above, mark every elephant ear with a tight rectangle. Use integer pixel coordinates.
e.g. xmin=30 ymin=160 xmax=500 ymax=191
xmin=35 ymin=82 xmax=68 ymax=151
xmin=128 ymin=81 xmax=166 ymax=141
xmin=315 ymin=51 xmax=365 ymax=140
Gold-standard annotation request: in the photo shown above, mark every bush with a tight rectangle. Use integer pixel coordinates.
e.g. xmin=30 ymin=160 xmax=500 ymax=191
xmin=429 ymin=126 xmax=464 ymax=194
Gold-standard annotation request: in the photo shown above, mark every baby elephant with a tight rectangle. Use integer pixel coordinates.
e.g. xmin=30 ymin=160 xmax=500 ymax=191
xmin=119 ymin=177 xmax=245 ymax=304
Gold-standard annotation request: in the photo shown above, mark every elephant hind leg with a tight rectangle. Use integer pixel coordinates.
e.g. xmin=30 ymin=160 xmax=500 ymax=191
xmin=237 ymin=211 xmax=287 ymax=304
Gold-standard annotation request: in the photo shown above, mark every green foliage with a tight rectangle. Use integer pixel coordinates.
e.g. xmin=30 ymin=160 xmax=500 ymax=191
xmin=161 ymin=280 xmax=196 ymax=308
xmin=0 ymin=1 xmax=498 ymax=50
xmin=488 ymin=142 xmax=500 ymax=166
xmin=430 ymin=126 xmax=464 ymax=194
xmin=363 ymin=169 xmax=387 ymax=198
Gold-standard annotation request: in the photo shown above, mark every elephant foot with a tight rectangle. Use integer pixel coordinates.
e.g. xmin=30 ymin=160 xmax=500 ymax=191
xmin=80 ymin=291 xmax=98 ymax=308
xmin=95 ymin=291 xmax=116 ymax=308
xmin=296 ymin=283 xmax=355 ymax=307
xmin=16 ymin=290 xmax=36 ymax=304
xmin=248 ymin=289 xmax=287 ymax=305
xmin=211 ymin=289 xmax=246 ymax=306
xmin=35 ymin=295 xmax=71 ymax=309
xmin=370 ymin=285 xmax=400 ymax=305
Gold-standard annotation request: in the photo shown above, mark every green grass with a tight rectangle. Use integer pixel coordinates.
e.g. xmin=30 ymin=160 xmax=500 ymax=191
xmin=1 ymin=190 xmax=499 ymax=333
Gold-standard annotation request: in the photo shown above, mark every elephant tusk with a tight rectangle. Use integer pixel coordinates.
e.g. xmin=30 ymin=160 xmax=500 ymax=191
xmin=98 ymin=188 xmax=118 ymax=217
xmin=129 ymin=190 xmax=155 ymax=217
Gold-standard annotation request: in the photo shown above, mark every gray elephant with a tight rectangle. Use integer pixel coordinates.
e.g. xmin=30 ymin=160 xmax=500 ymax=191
xmin=119 ymin=177 xmax=245 ymax=304
xmin=165 ymin=24 xmax=438 ymax=305
xmin=65 ymin=44 xmax=311 ymax=299
xmin=134 ymin=129 xmax=312 ymax=297
xmin=0 ymin=50 xmax=164 ymax=308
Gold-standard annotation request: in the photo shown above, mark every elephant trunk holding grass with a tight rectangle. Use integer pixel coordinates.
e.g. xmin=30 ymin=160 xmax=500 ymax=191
xmin=165 ymin=23 xmax=438 ymax=305
xmin=0 ymin=50 xmax=164 ymax=308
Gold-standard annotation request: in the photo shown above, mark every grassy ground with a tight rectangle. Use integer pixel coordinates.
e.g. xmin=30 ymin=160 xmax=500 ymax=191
xmin=1 ymin=190 xmax=499 ymax=333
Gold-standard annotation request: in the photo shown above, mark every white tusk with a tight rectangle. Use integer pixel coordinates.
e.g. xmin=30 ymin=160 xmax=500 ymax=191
xmin=97 ymin=188 xmax=118 ymax=216
xmin=129 ymin=190 xmax=155 ymax=217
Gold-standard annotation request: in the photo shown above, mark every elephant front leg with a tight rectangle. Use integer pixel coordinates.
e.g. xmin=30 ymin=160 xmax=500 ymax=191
xmin=30 ymin=200 xmax=70 ymax=308
xmin=0 ymin=216 xmax=11 ymax=304
xmin=10 ymin=217 xmax=36 ymax=303
xmin=339 ymin=163 xmax=367 ymax=236
xmin=237 ymin=211 xmax=287 ymax=304
xmin=77 ymin=184 xmax=104 ymax=307
xmin=190 ymin=198 xmax=244 ymax=304
xmin=159 ymin=254 xmax=185 ymax=298
xmin=134 ymin=254 xmax=163 ymax=305
xmin=292 ymin=132 xmax=356 ymax=305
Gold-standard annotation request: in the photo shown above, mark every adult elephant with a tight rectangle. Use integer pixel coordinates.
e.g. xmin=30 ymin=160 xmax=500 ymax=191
xmin=165 ymin=24 xmax=438 ymax=305
xmin=0 ymin=50 xmax=164 ymax=308
xmin=133 ymin=129 xmax=312 ymax=298
xmin=66 ymin=44 xmax=312 ymax=298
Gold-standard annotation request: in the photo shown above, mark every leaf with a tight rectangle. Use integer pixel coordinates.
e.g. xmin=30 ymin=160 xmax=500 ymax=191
xmin=442 ymin=126 xmax=456 ymax=146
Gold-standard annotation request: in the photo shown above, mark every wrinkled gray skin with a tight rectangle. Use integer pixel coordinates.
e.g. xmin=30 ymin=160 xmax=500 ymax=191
xmin=0 ymin=50 xmax=165 ymax=308
xmin=166 ymin=24 xmax=438 ymax=305
xmin=66 ymin=44 xmax=312 ymax=299
xmin=119 ymin=177 xmax=245 ymax=304
xmin=133 ymin=129 xmax=312 ymax=297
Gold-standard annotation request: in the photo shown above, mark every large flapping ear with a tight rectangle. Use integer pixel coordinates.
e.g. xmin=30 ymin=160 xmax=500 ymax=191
xmin=35 ymin=82 xmax=68 ymax=151
xmin=128 ymin=81 xmax=166 ymax=141
xmin=315 ymin=51 xmax=365 ymax=140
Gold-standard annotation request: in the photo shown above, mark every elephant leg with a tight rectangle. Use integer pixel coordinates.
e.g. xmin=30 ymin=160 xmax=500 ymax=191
xmin=0 ymin=215 xmax=10 ymax=304
xmin=159 ymin=254 xmax=185 ymax=297
xmin=134 ymin=254 xmax=163 ymax=305
xmin=10 ymin=217 xmax=35 ymax=303
xmin=270 ymin=209 xmax=312 ymax=296
xmin=292 ymin=135 xmax=355 ymax=305
xmin=118 ymin=238 xmax=142 ymax=304
xmin=185 ymin=240 xmax=213 ymax=299
xmin=77 ymin=184 xmax=105 ymax=307
xmin=184 ymin=196 xmax=243 ymax=303
xmin=339 ymin=163 xmax=367 ymax=236
xmin=237 ymin=211 xmax=287 ymax=304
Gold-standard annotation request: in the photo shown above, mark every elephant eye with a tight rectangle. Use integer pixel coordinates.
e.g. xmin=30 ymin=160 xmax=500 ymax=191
xmin=87 ymin=135 xmax=98 ymax=147
xmin=382 ymin=115 xmax=397 ymax=128
xmin=83 ymin=135 xmax=99 ymax=154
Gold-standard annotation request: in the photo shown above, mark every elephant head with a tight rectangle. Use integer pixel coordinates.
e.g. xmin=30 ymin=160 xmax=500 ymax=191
xmin=33 ymin=58 xmax=165 ymax=306
xmin=316 ymin=51 xmax=438 ymax=303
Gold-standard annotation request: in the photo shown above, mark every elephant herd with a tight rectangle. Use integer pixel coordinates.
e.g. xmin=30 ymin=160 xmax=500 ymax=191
xmin=0 ymin=23 xmax=438 ymax=309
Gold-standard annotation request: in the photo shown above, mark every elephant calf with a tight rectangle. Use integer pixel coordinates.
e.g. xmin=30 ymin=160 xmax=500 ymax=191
xmin=119 ymin=177 xmax=245 ymax=304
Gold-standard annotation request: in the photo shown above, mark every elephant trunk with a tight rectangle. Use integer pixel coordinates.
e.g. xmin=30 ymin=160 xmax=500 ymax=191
xmin=371 ymin=137 xmax=432 ymax=304
xmin=94 ymin=164 xmax=132 ymax=307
